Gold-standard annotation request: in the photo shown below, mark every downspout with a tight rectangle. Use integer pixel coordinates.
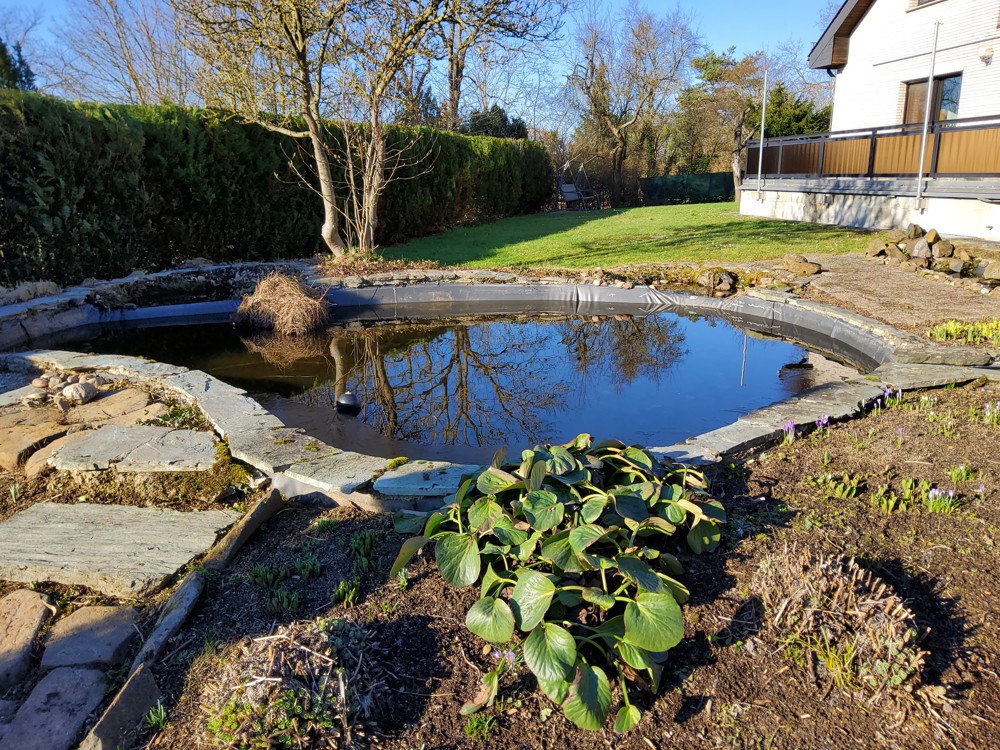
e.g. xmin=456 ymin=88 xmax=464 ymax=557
xmin=916 ymin=21 xmax=943 ymax=206
xmin=756 ymin=68 xmax=768 ymax=201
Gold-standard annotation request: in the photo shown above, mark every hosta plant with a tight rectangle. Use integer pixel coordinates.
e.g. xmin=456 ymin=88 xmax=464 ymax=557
xmin=391 ymin=434 xmax=725 ymax=732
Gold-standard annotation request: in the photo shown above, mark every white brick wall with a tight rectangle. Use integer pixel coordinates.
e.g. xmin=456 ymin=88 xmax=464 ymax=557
xmin=830 ymin=0 xmax=1000 ymax=130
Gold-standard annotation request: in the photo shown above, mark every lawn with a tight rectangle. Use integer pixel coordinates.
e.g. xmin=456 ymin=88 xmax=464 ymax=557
xmin=381 ymin=201 xmax=877 ymax=269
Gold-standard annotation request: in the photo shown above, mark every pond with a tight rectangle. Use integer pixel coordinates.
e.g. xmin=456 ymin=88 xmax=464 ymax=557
xmin=82 ymin=311 xmax=856 ymax=463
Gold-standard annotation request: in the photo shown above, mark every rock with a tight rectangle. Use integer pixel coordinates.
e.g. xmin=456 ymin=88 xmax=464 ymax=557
xmin=908 ymin=237 xmax=932 ymax=258
xmin=696 ymin=269 xmax=736 ymax=293
xmin=64 ymin=375 xmax=79 ymax=385
xmin=887 ymin=229 xmax=906 ymax=242
xmin=41 ymin=606 xmax=138 ymax=669
xmin=983 ymin=261 xmax=1000 ymax=280
xmin=956 ymin=248 xmax=974 ymax=262
xmin=865 ymin=239 xmax=886 ymax=257
xmin=49 ymin=424 xmax=217 ymax=472
xmin=61 ymin=382 xmax=97 ymax=405
xmin=0 ymin=667 xmax=105 ymax=750
xmin=78 ymin=662 xmax=161 ymax=750
xmin=66 ymin=389 xmax=150 ymax=426
xmin=904 ymin=223 xmax=924 ymax=239
xmin=0 ymin=407 xmax=68 ymax=472
xmin=48 ymin=378 xmax=65 ymax=390
xmin=932 ymin=240 xmax=954 ymax=258
xmin=885 ymin=243 xmax=907 ymax=261
xmin=946 ymin=259 xmax=967 ymax=275
xmin=925 ymin=228 xmax=940 ymax=245
xmin=285 ymin=451 xmax=390 ymax=495
xmin=29 ymin=378 xmax=48 ymax=388
xmin=783 ymin=253 xmax=809 ymax=264
xmin=783 ymin=260 xmax=822 ymax=276
xmin=374 ymin=461 xmax=480 ymax=499
xmin=0 ymin=503 xmax=240 ymax=598
xmin=0 ymin=589 xmax=53 ymax=689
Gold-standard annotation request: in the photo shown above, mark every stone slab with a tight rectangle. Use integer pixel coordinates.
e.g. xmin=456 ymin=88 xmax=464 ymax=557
xmin=21 ymin=435 xmax=75 ymax=479
xmin=41 ymin=606 xmax=138 ymax=668
xmin=373 ymin=461 xmax=480 ymax=498
xmin=0 ymin=407 xmax=67 ymax=472
xmin=891 ymin=342 xmax=992 ymax=367
xmin=159 ymin=369 xmax=246 ymax=402
xmin=0 ymin=386 xmax=43 ymax=409
xmin=49 ymin=425 xmax=217 ymax=472
xmin=14 ymin=351 xmax=188 ymax=380
xmin=196 ymin=393 xmax=285 ymax=439
xmin=686 ymin=421 xmax=781 ymax=456
xmin=228 ymin=428 xmax=337 ymax=473
xmin=794 ymin=381 xmax=885 ymax=413
xmin=67 ymin=388 xmax=150 ymax=425
xmin=0 ymin=590 xmax=52 ymax=689
xmin=0 ymin=503 xmax=240 ymax=598
xmin=129 ymin=573 xmax=204 ymax=672
xmin=285 ymin=451 xmax=389 ymax=495
xmin=648 ymin=444 xmax=721 ymax=466
xmin=870 ymin=363 xmax=989 ymax=390
xmin=78 ymin=662 xmax=161 ymax=750
xmin=0 ymin=667 xmax=105 ymax=750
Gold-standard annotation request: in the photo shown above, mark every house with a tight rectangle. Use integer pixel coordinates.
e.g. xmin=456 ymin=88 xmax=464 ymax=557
xmin=740 ymin=0 xmax=1000 ymax=241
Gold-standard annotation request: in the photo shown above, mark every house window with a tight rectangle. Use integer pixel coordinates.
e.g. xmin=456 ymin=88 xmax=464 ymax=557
xmin=903 ymin=73 xmax=962 ymax=123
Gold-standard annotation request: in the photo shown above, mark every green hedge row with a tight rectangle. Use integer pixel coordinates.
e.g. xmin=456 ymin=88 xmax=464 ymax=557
xmin=0 ymin=92 xmax=551 ymax=286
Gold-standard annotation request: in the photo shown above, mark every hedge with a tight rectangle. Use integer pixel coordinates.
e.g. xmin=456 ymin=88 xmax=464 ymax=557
xmin=0 ymin=92 xmax=552 ymax=286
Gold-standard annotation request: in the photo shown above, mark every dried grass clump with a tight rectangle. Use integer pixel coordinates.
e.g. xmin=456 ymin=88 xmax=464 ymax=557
xmin=204 ymin=618 xmax=383 ymax=748
xmin=235 ymin=273 xmax=328 ymax=336
xmin=0 ymin=281 xmax=63 ymax=305
xmin=242 ymin=332 xmax=327 ymax=370
xmin=757 ymin=548 xmax=926 ymax=702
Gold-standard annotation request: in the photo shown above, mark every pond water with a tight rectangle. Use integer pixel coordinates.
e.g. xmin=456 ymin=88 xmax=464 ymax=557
xmin=83 ymin=312 xmax=856 ymax=463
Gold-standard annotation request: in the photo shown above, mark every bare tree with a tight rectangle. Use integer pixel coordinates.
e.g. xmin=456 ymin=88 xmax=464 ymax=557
xmin=329 ymin=0 xmax=447 ymax=253
xmin=569 ymin=1 xmax=701 ymax=206
xmin=437 ymin=0 xmax=567 ymax=130
xmin=53 ymin=0 xmax=200 ymax=105
xmin=174 ymin=0 xmax=349 ymax=255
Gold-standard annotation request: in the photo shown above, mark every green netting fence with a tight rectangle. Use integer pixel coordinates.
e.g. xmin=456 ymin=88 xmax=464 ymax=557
xmin=639 ymin=172 xmax=735 ymax=204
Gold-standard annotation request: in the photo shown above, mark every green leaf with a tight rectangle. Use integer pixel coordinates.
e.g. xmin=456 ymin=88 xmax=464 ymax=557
xmin=687 ymin=519 xmax=722 ymax=554
xmin=528 ymin=459 xmax=547 ymax=493
xmin=522 ymin=489 xmax=564 ymax=532
xmin=390 ymin=536 xmax=428 ymax=579
xmin=563 ymin=433 xmax=592 ymax=451
xmin=624 ymin=593 xmax=684 ymax=652
xmin=513 ymin=531 xmax=541 ymax=561
xmin=568 ymin=524 xmax=607 ymax=554
xmin=612 ymin=493 xmax=649 ymax=523
xmin=563 ymin=664 xmax=612 ymax=730
xmin=613 ymin=640 xmax=657 ymax=670
xmin=591 ymin=438 xmax=626 ymax=452
xmin=492 ymin=516 xmax=529 ymax=547
xmin=511 ymin=569 xmax=555 ymax=631
xmin=661 ymin=502 xmax=687 ymax=525
xmin=547 ymin=466 xmax=588 ymax=485
xmin=523 ymin=622 xmax=576 ymax=682
xmin=635 ymin=516 xmax=676 ymax=536
xmin=460 ymin=669 xmax=499 ymax=715
xmin=435 ymin=532 xmax=481 ymax=588
xmin=623 ymin=447 xmax=654 ymax=471
xmin=580 ymin=497 xmax=607 ymax=524
xmin=546 ymin=445 xmax=577 ymax=475
xmin=658 ymin=553 xmax=684 ymax=576
xmin=468 ymin=497 xmax=503 ymax=532
xmin=617 ymin=555 xmax=662 ymax=592
xmin=454 ymin=478 xmax=474 ymax=507
xmin=556 ymin=588 xmax=583 ymax=606
xmin=465 ymin=597 xmax=515 ymax=643
xmin=582 ymin=587 xmax=616 ymax=610
xmin=613 ymin=705 xmax=641 ymax=733
xmin=392 ymin=512 xmax=424 ymax=535
xmin=541 ymin=531 xmax=590 ymax=572
xmin=537 ymin=675 xmax=570 ymax=704
xmin=423 ymin=510 xmax=447 ymax=538
xmin=656 ymin=572 xmax=690 ymax=603
xmin=480 ymin=563 xmax=506 ymax=598
xmin=476 ymin=466 xmax=522 ymax=495
xmin=491 ymin=446 xmax=507 ymax=468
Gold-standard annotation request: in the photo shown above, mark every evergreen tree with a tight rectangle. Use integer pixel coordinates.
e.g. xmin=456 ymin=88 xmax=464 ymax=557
xmin=0 ymin=37 xmax=35 ymax=91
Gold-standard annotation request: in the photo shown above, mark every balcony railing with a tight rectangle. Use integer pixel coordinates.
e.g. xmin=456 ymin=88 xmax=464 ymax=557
xmin=745 ymin=115 xmax=1000 ymax=180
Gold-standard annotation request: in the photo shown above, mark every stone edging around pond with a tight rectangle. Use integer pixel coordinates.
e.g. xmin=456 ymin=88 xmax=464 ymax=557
xmin=3 ymin=276 xmax=1000 ymax=513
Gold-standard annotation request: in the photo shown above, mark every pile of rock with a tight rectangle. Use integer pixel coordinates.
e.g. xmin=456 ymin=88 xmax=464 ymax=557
xmin=865 ymin=224 xmax=996 ymax=283
xmin=27 ymin=372 xmax=109 ymax=409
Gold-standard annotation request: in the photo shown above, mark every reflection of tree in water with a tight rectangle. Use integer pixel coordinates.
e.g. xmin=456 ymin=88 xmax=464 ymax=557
xmin=558 ymin=315 xmax=687 ymax=391
xmin=323 ymin=321 xmax=567 ymax=446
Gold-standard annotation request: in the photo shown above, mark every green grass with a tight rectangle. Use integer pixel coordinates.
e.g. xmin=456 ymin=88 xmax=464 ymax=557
xmin=382 ymin=202 xmax=875 ymax=269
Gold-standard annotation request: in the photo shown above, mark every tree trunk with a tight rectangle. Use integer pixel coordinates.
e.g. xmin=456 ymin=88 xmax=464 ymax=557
xmin=445 ymin=22 xmax=466 ymax=130
xmin=731 ymin=113 xmax=747 ymax=196
xmin=609 ymin=134 xmax=628 ymax=208
xmin=303 ymin=110 xmax=347 ymax=256
xmin=358 ymin=118 xmax=386 ymax=254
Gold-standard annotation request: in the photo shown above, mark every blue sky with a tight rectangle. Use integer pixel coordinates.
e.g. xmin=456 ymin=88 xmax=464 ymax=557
xmin=7 ymin=0 xmax=831 ymax=58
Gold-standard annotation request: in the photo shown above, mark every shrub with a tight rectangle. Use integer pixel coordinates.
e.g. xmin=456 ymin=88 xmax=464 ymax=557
xmin=0 ymin=91 xmax=552 ymax=286
xmin=391 ymin=434 xmax=725 ymax=731
xmin=234 ymin=272 xmax=329 ymax=336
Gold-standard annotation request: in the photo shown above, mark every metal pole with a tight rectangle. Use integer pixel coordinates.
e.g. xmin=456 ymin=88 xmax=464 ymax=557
xmin=916 ymin=22 xmax=942 ymax=203
xmin=756 ymin=69 xmax=768 ymax=200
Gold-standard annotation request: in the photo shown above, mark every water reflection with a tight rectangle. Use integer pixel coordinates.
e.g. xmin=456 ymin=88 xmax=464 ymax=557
xmin=293 ymin=314 xmax=686 ymax=447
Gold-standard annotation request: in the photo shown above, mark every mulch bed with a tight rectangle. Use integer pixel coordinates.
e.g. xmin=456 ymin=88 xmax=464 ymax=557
xmin=137 ymin=382 xmax=1000 ymax=750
